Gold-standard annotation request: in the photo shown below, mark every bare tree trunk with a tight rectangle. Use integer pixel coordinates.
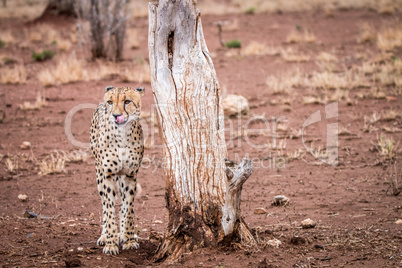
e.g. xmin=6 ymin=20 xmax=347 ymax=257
xmin=148 ymin=0 xmax=254 ymax=263
xmin=76 ymin=0 xmax=128 ymax=60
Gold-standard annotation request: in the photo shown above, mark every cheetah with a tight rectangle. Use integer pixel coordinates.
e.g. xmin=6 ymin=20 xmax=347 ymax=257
xmin=90 ymin=86 xmax=144 ymax=255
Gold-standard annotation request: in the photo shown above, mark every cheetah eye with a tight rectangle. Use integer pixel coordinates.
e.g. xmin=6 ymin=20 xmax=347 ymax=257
xmin=124 ymin=100 xmax=131 ymax=105
xmin=107 ymin=100 xmax=113 ymax=105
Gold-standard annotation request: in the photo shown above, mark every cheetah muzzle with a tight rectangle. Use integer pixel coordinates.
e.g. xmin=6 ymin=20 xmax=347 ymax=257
xmin=90 ymin=86 xmax=145 ymax=255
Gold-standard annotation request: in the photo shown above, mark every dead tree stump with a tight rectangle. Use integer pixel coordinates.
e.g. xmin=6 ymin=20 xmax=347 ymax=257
xmin=148 ymin=0 xmax=255 ymax=262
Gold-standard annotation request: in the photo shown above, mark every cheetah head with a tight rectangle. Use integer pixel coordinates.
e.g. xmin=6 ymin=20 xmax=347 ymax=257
xmin=104 ymin=86 xmax=145 ymax=126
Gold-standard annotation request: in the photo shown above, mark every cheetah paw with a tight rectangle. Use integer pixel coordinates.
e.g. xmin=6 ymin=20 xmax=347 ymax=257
xmin=103 ymin=244 xmax=119 ymax=255
xmin=122 ymin=240 xmax=139 ymax=250
xmin=97 ymin=235 xmax=107 ymax=246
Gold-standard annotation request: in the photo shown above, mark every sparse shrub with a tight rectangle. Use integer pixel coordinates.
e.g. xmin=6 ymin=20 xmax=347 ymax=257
xmin=0 ymin=39 xmax=4 ymax=48
xmin=225 ymin=39 xmax=241 ymax=48
xmin=244 ymin=7 xmax=256 ymax=14
xmin=31 ymin=50 xmax=56 ymax=62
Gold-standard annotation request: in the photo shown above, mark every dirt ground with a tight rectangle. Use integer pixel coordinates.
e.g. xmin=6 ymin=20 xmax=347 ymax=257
xmin=0 ymin=4 xmax=401 ymax=268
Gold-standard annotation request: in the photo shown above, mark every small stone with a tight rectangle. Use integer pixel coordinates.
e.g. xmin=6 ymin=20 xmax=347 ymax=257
xmin=396 ymin=219 xmax=402 ymax=224
xmin=254 ymin=207 xmax=267 ymax=214
xmin=20 ymin=141 xmax=31 ymax=150
xmin=77 ymin=247 xmax=84 ymax=251
xmin=18 ymin=194 xmax=28 ymax=202
xmin=154 ymin=220 xmax=163 ymax=224
xmin=266 ymin=238 xmax=281 ymax=248
xmin=301 ymin=218 xmax=316 ymax=229
xmin=222 ymin=94 xmax=249 ymax=117
xmin=89 ymin=213 xmax=95 ymax=220
xmin=271 ymin=195 xmax=290 ymax=206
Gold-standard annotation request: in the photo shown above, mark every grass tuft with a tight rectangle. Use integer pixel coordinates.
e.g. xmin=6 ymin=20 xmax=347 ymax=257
xmin=373 ymin=134 xmax=399 ymax=160
xmin=0 ymin=65 xmax=27 ymax=84
xmin=19 ymin=92 xmax=48 ymax=110
xmin=38 ymin=152 xmax=66 ymax=175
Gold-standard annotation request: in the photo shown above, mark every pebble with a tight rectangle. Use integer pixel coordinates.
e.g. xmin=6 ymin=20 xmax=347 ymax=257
xmin=20 ymin=141 xmax=31 ymax=150
xmin=222 ymin=94 xmax=249 ymax=117
xmin=271 ymin=195 xmax=290 ymax=206
xmin=396 ymin=219 xmax=402 ymax=224
xmin=18 ymin=194 xmax=28 ymax=202
xmin=266 ymin=238 xmax=281 ymax=248
xmin=301 ymin=218 xmax=316 ymax=229
xmin=254 ymin=207 xmax=267 ymax=214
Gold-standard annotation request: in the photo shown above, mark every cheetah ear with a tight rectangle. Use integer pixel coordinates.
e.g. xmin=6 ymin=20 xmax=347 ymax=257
xmin=136 ymin=87 xmax=145 ymax=96
xmin=105 ymin=85 xmax=114 ymax=92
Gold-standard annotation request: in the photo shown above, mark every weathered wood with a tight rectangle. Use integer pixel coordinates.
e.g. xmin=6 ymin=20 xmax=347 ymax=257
xmin=148 ymin=0 xmax=254 ymax=262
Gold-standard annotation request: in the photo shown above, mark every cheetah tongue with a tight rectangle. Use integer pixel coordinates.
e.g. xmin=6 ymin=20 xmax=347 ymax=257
xmin=116 ymin=115 xmax=125 ymax=124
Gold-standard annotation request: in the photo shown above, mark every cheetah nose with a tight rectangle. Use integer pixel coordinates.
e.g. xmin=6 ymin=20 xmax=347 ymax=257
xmin=114 ymin=114 xmax=125 ymax=124
xmin=113 ymin=114 xmax=122 ymax=120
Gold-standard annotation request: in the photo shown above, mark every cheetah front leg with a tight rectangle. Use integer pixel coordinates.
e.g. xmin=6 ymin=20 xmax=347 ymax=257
xmin=99 ymin=175 xmax=120 ymax=255
xmin=119 ymin=175 xmax=139 ymax=250
xmin=96 ymin=183 xmax=107 ymax=246
xmin=95 ymin=166 xmax=107 ymax=246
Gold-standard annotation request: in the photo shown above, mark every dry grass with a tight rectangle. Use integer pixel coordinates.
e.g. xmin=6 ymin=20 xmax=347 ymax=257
xmin=19 ymin=92 xmax=48 ymax=110
xmin=57 ymin=39 xmax=73 ymax=52
xmin=373 ymin=134 xmax=399 ymax=159
xmin=266 ymin=69 xmax=304 ymax=95
xmin=38 ymin=53 xmax=152 ymax=86
xmin=381 ymin=109 xmax=401 ymax=121
xmin=286 ymin=29 xmax=316 ymax=43
xmin=5 ymin=158 xmax=19 ymax=174
xmin=286 ymin=149 xmax=305 ymax=162
xmin=0 ymin=0 xmax=47 ymax=20
xmin=280 ymin=47 xmax=310 ymax=62
xmin=303 ymin=96 xmax=326 ymax=105
xmin=0 ymin=65 xmax=27 ymax=84
xmin=377 ymin=23 xmax=402 ymax=51
xmin=227 ymin=0 xmax=402 ymax=14
xmin=358 ymin=23 xmax=376 ymax=43
xmin=357 ymin=22 xmax=402 ymax=51
xmin=62 ymin=150 xmax=92 ymax=163
xmin=316 ymin=52 xmax=338 ymax=62
xmin=38 ymin=153 xmax=66 ymax=175
xmin=38 ymin=54 xmax=88 ymax=86
xmin=241 ymin=42 xmax=280 ymax=56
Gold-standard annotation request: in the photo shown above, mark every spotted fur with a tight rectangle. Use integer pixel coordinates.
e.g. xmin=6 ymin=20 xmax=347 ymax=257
xmin=90 ymin=86 xmax=145 ymax=255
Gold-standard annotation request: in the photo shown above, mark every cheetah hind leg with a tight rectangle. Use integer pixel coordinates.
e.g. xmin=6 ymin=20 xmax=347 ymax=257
xmin=119 ymin=175 xmax=139 ymax=250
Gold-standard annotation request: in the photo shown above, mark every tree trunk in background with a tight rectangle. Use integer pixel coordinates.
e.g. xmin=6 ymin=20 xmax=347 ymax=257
xmin=148 ymin=0 xmax=254 ymax=263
